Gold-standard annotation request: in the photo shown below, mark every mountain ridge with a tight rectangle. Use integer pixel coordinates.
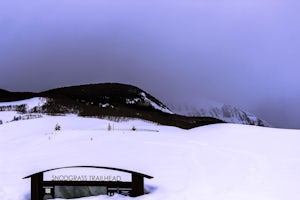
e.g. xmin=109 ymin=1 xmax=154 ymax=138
xmin=168 ymin=102 xmax=271 ymax=127
xmin=0 ymin=83 xmax=224 ymax=129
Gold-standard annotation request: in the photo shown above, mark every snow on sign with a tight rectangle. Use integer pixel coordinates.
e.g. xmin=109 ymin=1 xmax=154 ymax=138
xmin=23 ymin=166 xmax=153 ymax=200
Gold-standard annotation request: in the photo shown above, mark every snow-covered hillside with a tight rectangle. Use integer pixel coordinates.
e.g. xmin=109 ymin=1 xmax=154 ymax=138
xmin=1 ymin=110 xmax=300 ymax=200
xmin=0 ymin=97 xmax=47 ymax=111
xmin=168 ymin=102 xmax=271 ymax=127
xmin=0 ymin=97 xmax=46 ymax=124
xmin=125 ymin=92 xmax=173 ymax=114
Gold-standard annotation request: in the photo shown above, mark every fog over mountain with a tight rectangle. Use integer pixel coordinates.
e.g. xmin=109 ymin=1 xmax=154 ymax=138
xmin=1 ymin=0 xmax=300 ymax=129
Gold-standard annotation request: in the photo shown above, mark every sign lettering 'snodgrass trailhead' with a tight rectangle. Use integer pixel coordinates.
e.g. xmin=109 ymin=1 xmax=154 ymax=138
xmin=51 ymin=175 xmax=122 ymax=182
xmin=23 ymin=166 xmax=153 ymax=200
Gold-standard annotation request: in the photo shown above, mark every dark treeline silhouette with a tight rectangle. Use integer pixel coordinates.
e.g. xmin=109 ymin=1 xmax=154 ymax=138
xmin=0 ymin=83 xmax=224 ymax=129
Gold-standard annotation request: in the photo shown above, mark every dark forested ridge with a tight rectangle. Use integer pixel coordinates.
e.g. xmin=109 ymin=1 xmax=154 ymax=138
xmin=0 ymin=83 xmax=224 ymax=129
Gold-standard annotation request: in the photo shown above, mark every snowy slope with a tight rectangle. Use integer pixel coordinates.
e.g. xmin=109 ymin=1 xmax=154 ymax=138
xmin=1 ymin=112 xmax=300 ymax=200
xmin=0 ymin=97 xmax=47 ymax=111
xmin=125 ymin=92 xmax=173 ymax=114
xmin=168 ymin=102 xmax=271 ymax=127
xmin=0 ymin=98 xmax=46 ymax=124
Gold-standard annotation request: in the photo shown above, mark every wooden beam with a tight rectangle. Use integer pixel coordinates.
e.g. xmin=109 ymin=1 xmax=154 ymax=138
xmin=23 ymin=166 xmax=153 ymax=179
xmin=42 ymin=181 xmax=132 ymax=187
xmin=131 ymin=174 xmax=144 ymax=197
xmin=30 ymin=173 xmax=43 ymax=200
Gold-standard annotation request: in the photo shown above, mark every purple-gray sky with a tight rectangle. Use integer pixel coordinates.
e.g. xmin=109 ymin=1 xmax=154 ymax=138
xmin=1 ymin=0 xmax=300 ymax=129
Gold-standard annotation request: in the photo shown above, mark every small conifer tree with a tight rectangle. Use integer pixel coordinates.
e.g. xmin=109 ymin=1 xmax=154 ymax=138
xmin=108 ymin=123 xmax=112 ymax=131
xmin=132 ymin=125 xmax=136 ymax=131
xmin=55 ymin=123 xmax=61 ymax=131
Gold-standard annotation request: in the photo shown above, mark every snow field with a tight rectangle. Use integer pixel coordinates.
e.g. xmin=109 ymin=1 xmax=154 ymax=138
xmin=0 ymin=113 xmax=300 ymax=200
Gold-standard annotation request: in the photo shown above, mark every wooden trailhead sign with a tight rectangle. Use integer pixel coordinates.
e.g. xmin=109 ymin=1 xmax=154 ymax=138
xmin=23 ymin=166 xmax=153 ymax=200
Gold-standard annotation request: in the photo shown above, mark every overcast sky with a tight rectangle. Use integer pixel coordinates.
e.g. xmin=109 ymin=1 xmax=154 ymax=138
xmin=0 ymin=0 xmax=299 ymax=129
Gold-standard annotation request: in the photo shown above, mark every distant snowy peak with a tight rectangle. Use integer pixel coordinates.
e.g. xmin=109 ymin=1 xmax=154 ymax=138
xmin=126 ymin=92 xmax=173 ymax=114
xmin=168 ymin=103 xmax=271 ymax=127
